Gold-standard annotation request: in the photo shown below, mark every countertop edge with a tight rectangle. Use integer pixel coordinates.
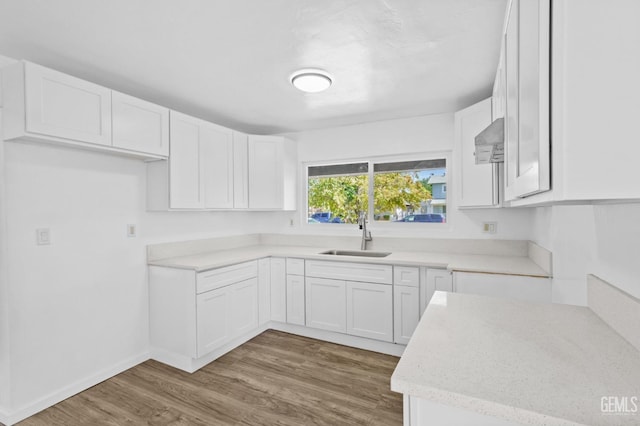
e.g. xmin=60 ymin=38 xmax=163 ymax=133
xmin=147 ymin=245 xmax=552 ymax=278
xmin=389 ymin=377 xmax=586 ymax=426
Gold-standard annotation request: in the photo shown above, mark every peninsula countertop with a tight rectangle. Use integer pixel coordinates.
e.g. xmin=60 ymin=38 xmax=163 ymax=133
xmin=390 ymin=291 xmax=640 ymax=426
xmin=146 ymin=244 xmax=551 ymax=277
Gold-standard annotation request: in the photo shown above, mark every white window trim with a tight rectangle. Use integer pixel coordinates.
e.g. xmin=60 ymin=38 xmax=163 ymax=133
xmin=301 ymin=151 xmax=451 ymax=232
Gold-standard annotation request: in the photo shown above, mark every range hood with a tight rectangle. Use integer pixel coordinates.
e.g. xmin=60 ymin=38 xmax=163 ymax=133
xmin=474 ymin=117 xmax=504 ymax=164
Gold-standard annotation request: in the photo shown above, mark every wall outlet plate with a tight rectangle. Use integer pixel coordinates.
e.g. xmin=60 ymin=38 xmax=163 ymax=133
xmin=36 ymin=228 xmax=50 ymax=245
xmin=482 ymin=222 xmax=497 ymax=234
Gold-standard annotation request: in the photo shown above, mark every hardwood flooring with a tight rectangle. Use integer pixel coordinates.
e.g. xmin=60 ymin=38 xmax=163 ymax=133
xmin=18 ymin=330 xmax=403 ymax=425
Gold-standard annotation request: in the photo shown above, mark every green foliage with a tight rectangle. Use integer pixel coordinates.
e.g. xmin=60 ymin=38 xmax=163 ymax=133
xmin=419 ymin=177 xmax=433 ymax=194
xmin=308 ymin=175 xmax=368 ymax=223
xmin=308 ymin=172 xmax=432 ymax=223
xmin=374 ymin=172 xmax=431 ymax=217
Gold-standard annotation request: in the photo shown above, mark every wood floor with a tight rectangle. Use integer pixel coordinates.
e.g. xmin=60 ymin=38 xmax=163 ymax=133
xmin=18 ymin=330 xmax=403 ymax=425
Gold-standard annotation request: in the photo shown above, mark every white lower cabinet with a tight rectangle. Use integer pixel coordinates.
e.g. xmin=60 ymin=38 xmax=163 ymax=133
xmin=305 ymin=277 xmax=347 ymax=333
xmin=149 ymin=260 xmax=261 ymax=372
xmin=346 ymin=281 xmax=393 ymax=342
xmin=421 ymin=268 xmax=453 ymax=315
xmin=286 ymin=275 xmax=306 ymax=326
xmin=393 ymin=285 xmax=419 ymax=345
xmin=196 ymin=285 xmax=230 ymax=357
xmin=230 ymin=278 xmax=259 ymax=336
xmin=453 ymin=271 xmax=551 ymax=303
xmin=270 ymin=257 xmax=287 ymax=322
xmin=257 ymin=258 xmax=271 ymax=325
xmin=196 ymin=277 xmax=257 ymax=358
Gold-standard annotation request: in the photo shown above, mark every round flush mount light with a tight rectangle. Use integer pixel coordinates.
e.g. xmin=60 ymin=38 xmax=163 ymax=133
xmin=290 ymin=69 xmax=332 ymax=93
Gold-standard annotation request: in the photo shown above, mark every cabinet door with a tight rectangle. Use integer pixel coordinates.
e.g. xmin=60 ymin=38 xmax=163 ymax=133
xmin=305 ymin=277 xmax=346 ymax=333
xmin=504 ymin=0 xmax=551 ymax=200
xmin=455 ymin=98 xmax=499 ymax=208
xmin=248 ymin=135 xmax=283 ymax=209
xmin=169 ymin=112 xmax=203 ymax=208
xmin=258 ymin=258 xmax=271 ymax=325
xmin=112 ymin=91 xmax=169 ymax=156
xmin=201 ymin=122 xmax=234 ymax=209
xmin=24 ymin=62 xmax=112 ymax=146
xmin=232 ymin=131 xmax=249 ymax=209
xmin=196 ymin=286 xmax=230 ymax=357
xmin=346 ymin=281 xmax=393 ymax=342
xmin=286 ymin=275 xmax=306 ymax=326
xmin=394 ymin=285 xmax=419 ymax=345
xmin=453 ymin=272 xmax=551 ymax=303
xmin=422 ymin=269 xmax=453 ymax=315
xmin=229 ymin=278 xmax=258 ymax=338
xmin=492 ymin=42 xmax=506 ymax=121
xmin=270 ymin=257 xmax=287 ymax=322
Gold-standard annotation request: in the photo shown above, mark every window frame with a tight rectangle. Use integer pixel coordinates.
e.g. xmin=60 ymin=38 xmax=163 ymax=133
xmin=302 ymin=152 xmax=451 ymax=230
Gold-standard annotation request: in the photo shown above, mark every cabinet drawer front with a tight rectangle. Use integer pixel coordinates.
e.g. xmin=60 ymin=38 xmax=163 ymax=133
xmin=286 ymin=257 xmax=305 ymax=276
xmin=305 ymin=260 xmax=392 ymax=284
xmin=393 ymin=266 xmax=420 ymax=287
xmin=197 ymin=261 xmax=258 ymax=294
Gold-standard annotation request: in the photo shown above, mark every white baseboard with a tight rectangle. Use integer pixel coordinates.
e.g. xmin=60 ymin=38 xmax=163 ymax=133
xmin=1 ymin=351 xmax=149 ymax=426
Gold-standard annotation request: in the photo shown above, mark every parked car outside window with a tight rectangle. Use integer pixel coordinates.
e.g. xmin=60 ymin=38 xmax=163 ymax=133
xmin=395 ymin=214 xmax=445 ymax=223
xmin=310 ymin=212 xmax=343 ymax=223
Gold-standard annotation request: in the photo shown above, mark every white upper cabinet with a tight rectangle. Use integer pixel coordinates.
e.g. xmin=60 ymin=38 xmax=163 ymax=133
xmin=148 ymin=111 xmax=238 ymax=210
xmin=3 ymin=61 xmax=112 ymax=147
xmin=112 ymin=91 xmax=169 ymax=156
xmin=232 ymin=131 xmax=249 ymax=209
xmin=248 ymin=135 xmax=296 ymax=210
xmin=504 ymin=0 xmax=551 ymax=201
xmin=169 ymin=111 xmax=204 ymax=209
xmin=201 ymin=123 xmax=234 ymax=209
xmin=455 ymin=98 xmax=500 ymax=208
xmin=499 ymin=0 xmax=640 ymax=205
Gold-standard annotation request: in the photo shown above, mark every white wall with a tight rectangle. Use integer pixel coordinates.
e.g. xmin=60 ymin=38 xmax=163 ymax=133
xmin=284 ymin=113 xmax=533 ymax=240
xmin=0 ymin=141 xmax=288 ymax=419
xmin=530 ymin=203 xmax=640 ymax=305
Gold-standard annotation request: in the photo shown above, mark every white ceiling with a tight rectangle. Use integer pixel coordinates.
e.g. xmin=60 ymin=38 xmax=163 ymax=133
xmin=0 ymin=0 xmax=507 ymax=134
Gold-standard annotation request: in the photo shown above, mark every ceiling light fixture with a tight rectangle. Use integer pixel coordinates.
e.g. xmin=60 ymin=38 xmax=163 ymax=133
xmin=291 ymin=69 xmax=332 ymax=93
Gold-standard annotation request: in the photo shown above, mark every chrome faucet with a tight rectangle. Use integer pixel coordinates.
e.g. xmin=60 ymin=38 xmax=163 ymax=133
xmin=358 ymin=212 xmax=372 ymax=250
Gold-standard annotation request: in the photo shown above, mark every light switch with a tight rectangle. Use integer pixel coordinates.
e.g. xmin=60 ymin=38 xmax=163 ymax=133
xmin=127 ymin=224 xmax=137 ymax=238
xmin=36 ymin=228 xmax=50 ymax=245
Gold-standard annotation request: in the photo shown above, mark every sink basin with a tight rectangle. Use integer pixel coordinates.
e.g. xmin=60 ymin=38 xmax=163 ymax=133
xmin=319 ymin=249 xmax=391 ymax=258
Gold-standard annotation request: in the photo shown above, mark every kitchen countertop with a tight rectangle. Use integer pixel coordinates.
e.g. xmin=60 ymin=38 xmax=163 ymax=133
xmin=147 ymin=244 xmax=551 ymax=277
xmin=390 ymin=291 xmax=640 ymax=426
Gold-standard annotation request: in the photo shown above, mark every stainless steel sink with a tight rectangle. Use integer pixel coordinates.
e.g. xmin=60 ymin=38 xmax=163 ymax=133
xmin=319 ymin=249 xmax=391 ymax=258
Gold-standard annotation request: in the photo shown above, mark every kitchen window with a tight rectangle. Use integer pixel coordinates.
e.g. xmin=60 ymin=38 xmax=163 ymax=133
xmin=306 ymin=157 xmax=447 ymax=225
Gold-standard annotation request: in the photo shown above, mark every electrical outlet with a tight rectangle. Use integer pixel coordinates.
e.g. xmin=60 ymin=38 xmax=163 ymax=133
xmin=127 ymin=224 xmax=137 ymax=238
xmin=36 ymin=228 xmax=51 ymax=245
xmin=289 ymin=218 xmax=294 ymax=227
xmin=482 ymin=222 xmax=497 ymax=234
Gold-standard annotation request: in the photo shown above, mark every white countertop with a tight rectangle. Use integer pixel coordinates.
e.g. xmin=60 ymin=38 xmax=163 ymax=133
xmin=391 ymin=291 xmax=640 ymax=426
xmin=147 ymin=244 xmax=550 ymax=277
